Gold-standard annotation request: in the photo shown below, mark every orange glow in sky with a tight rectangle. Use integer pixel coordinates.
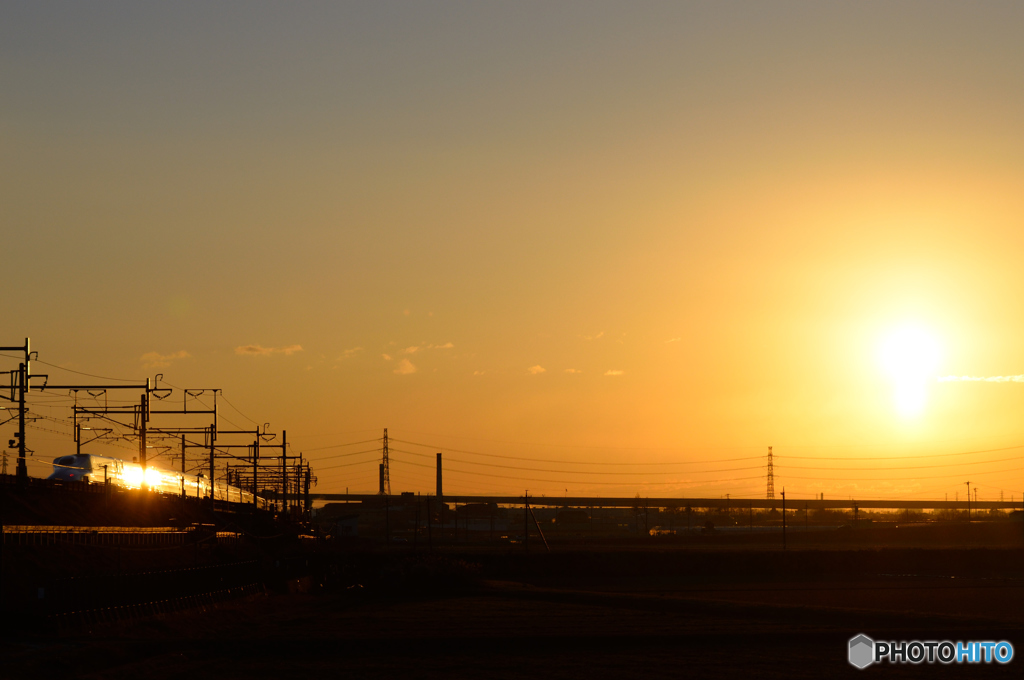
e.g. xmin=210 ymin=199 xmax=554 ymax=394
xmin=4 ymin=3 xmax=1024 ymax=501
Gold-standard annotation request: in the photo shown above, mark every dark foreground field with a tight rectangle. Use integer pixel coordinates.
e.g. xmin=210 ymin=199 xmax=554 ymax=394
xmin=4 ymin=545 xmax=1024 ymax=679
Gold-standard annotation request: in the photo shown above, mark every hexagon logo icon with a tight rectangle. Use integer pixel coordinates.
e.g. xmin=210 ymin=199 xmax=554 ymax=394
xmin=849 ymin=634 xmax=874 ymax=669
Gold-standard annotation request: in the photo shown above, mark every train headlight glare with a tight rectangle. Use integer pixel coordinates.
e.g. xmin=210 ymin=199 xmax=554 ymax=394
xmin=124 ymin=466 xmax=143 ymax=488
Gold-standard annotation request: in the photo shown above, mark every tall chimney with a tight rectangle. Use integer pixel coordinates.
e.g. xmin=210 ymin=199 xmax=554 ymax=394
xmin=436 ymin=453 xmax=443 ymax=500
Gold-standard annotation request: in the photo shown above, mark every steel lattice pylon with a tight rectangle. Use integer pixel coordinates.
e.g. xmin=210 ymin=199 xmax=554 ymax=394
xmin=766 ymin=446 xmax=775 ymax=500
xmin=380 ymin=427 xmax=390 ymax=495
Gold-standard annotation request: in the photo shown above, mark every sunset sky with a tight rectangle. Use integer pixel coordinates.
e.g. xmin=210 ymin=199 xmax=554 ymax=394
xmin=4 ymin=3 xmax=1024 ymax=500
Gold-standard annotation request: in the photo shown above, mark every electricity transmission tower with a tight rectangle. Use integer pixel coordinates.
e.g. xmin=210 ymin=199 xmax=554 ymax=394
xmin=766 ymin=446 xmax=775 ymax=499
xmin=380 ymin=427 xmax=390 ymax=495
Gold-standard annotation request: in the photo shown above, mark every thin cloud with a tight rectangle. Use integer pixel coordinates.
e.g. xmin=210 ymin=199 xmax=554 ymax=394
xmin=473 ymin=370 xmax=485 ymax=375
xmin=429 ymin=342 xmax=454 ymax=349
xmin=564 ymin=368 xmax=582 ymax=374
xmin=403 ymin=346 xmax=420 ymax=354
xmin=938 ymin=375 xmax=1024 ymax=382
xmin=141 ymin=350 xmax=191 ymax=369
xmin=394 ymin=358 xmax=417 ymax=375
xmin=581 ymin=331 xmax=605 ymax=341
xmin=665 ymin=337 xmax=682 ymax=343
xmin=604 ymin=369 xmax=624 ymax=376
xmin=528 ymin=365 xmax=546 ymax=375
xmin=235 ymin=344 xmax=303 ymax=357
xmin=338 ymin=347 xmax=363 ymax=359
xmin=382 ymin=353 xmax=393 ymax=361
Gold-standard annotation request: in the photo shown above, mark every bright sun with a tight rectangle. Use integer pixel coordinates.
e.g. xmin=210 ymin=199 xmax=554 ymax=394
xmin=878 ymin=325 xmax=942 ymax=417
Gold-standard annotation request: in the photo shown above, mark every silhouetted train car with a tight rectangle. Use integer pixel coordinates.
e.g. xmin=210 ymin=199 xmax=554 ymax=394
xmin=48 ymin=453 xmax=255 ymax=503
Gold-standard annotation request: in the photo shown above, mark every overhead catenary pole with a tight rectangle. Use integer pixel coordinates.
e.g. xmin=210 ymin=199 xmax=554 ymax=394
xmin=17 ymin=360 xmax=27 ymax=481
xmin=208 ymin=425 xmax=215 ymax=500
xmin=303 ymin=461 xmax=311 ymax=515
xmin=281 ymin=429 xmax=287 ymax=514
xmin=138 ymin=379 xmax=151 ymax=479
xmin=0 ymin=338 xmax=31 ymax=482
xmin=181 ymin=434 xmax=186 ymax=497
xmin=252 ymin=436 xmax=260 ymax=504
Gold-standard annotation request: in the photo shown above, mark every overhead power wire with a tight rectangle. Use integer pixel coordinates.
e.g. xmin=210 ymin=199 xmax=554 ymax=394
xmin=780 ymin=464 xmax=1024 ymax=482
xmin=391 ymin=428 xmax=761 ymax=452
xmin=305 ymin=438 xmax=382 ymax=452
xmin=0 ymin=353 xmax=140 ymax=382
xmin=781 ymin=444 xmax=1024 ymax=461
xmin=776 ymin=455 xmax=1024 ymax=472
xmin=310 ymin=448 xmax=381 ymax=461
xmin=218 ymin=393 xmax=260 ymax=427
xmin=315 ymin=459 xmax=385 ymax=472
xmin=387 ymin=455 xmax=766 ymax=486
xmin=388 ymin=446 xmax=764 ymax=476
xmin=389 ymin=438 xmax=764 ymax=465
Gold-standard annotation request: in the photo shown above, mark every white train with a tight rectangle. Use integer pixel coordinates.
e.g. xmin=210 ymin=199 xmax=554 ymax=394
xmin=48 ymin=453 xmax=257 ymax=504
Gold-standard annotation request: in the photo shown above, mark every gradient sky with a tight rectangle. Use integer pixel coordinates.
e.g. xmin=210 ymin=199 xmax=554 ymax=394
xmin=4 ymin=2 xmax=1024 ymax=500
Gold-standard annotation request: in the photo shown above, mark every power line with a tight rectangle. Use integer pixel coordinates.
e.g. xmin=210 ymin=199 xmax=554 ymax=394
xmin=218 ymin=393 xmax=260 ymax=427
xmin=387 ymin=454 xmax=766 ymax=486
xmin=389 ymin=437 xmax=764 ymax=465
xmin=0 ymin=353 xmax=139 ymax=382
xmin=781 ymin=465 xmax=1024 ymax=482
xmin=391 ymin=428 xmax=761 ymax=452
xmin=777 ymin=455 xmax=1024 ymax=472
xmin=310 ymin=448 xmax=381 ymax=461
xmin=388 ymin=446 xmax=764 ymax=476
xmin=305 ymin=438 xmax=381 ymax=452
xmin=315 ymin=459 xmax=383 ymax=472
xmin=782 ymin=444 xmax=1024 ymax=461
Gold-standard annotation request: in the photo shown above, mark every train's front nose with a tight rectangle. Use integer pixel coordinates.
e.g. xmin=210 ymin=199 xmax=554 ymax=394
xmin=49 ymin=455 xmax=85 ymax=481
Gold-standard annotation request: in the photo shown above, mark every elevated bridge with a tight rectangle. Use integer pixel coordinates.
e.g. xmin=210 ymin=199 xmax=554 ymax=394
xmin=308 ymin=493 xmax=1023 ymax=512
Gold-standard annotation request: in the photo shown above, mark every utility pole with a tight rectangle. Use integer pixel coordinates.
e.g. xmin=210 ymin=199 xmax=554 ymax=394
xmin=966 ymin=481 xmax=971 ymax=520
xmin=766 ymin=446 xmax=775 ymax=499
